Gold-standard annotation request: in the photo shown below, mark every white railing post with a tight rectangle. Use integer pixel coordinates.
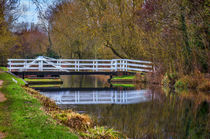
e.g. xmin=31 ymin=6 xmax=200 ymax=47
xmin=92 ymin=60 xmax=96 ymax=71
xmin=78 ymin=60 xmax=80 ymax=71
xmin=96 ymin=61 xmax=98 ymax=71
xmin=23 ymin=60 xmax=26 ymax=71
xmin=39 ymin=59 xmax=43 ymax=71
xmin=8 ymin=60 xmax=11 ymax=71
xmin=57 ymin=59 xmax=60 ymax=71
xmin=126 ymin=60 xmax=128 ymax=71
xmin=111 ymin=60 xmax=113 ymax=71
xmin=120 ymin=60 xmax=122 ymax=71
xmin=122 ymin=60 xmax=125 ymax=71
xmin=115 ymin=60 xmax=118 ymax=72
xmin=74 ymin=60 xmax=77 ymax=71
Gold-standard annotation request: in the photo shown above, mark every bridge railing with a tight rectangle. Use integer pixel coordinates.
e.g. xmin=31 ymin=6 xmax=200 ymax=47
xmin=8 ymin=57 xmax=153 ymax=72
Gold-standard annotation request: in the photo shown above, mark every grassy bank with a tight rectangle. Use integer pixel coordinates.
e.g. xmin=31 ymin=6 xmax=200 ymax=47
xmin=0 ymin=71 xmax=124 ymax=138
xmin=112 ymin=75 xmax=135 ymax=80
xmin=29 ymin=84 xmax=62 ymax=88
xmin=111 ymin=74 xmax=147 ymax=83
xmin=0 ymin=72 xmax=77 ymax=138
xmin=112 ymin=84 xmax=135 ymax=88
xmin=0 ymin=67 xmax=8 ymax=71
xmin=24 ymin=78 xmax=62 ymax=82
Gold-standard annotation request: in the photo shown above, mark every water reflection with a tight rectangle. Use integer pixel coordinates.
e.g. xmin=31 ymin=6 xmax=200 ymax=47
xmin=37 ymin=75 xmax=210 ymax=138
xmin=40 ymin=89 xmax=152 ymax=105
xmin=60 ymin=75 xmax=109 ymax=88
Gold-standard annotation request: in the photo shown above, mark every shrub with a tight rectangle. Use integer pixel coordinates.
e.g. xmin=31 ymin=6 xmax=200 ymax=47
xmin=162 ymin=72 xmax=178 ymax=88
xmin=198 ymin=80 xmax=210 ymax=92
xmin=175 ymin=75 xmax=198 ymax=89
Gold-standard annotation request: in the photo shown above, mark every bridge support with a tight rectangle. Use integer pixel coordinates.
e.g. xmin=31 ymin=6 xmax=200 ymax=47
xmin=22 ymin=72 xmax=25 ymax=79
xmin=108 ymin=74 xmax=113 ymax=83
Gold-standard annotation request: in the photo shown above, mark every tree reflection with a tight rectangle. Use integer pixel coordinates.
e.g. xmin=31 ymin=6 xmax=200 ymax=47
xmin=68 ymin=91 xmax=209 ymax=138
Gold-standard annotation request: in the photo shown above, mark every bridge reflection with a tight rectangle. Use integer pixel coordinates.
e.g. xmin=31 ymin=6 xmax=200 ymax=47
xmin=40 ymin=89 xmax=152 ymax=105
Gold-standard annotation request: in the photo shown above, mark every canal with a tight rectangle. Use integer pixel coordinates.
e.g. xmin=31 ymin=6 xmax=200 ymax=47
xmin=36 ymin=75 xmax=209 ymax=138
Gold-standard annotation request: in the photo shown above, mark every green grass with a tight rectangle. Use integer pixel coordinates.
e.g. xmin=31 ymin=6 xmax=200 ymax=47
xmin=24 ymin=78 xmax=62 ymax=82
xmin=112 ymin=84 xmax=135 ymax=87
xmin=0 ymin=67 xmax=8 ymax=71
xmin=29 ymin=84 xmax=61 ymax=88
xmin=112 ymin=75 xmax=135 ymax=80
xmin=0 ymin=72 xmax=77 ymax=139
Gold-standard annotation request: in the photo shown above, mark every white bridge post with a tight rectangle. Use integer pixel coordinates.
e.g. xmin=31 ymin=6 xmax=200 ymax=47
xmin=39 ymin=59 xmax=43 ymax=71
xmin=77 ymin=60 xmax=80 ymax=71
xmin=8 ymin=60 xmax=11 ymax=71
xmin=115 ymin=60 xmax=118 ymax=72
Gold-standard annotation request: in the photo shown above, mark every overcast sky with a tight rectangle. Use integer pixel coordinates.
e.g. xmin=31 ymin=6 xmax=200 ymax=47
xmin=17 ymin=0 xmax=55 ymax=23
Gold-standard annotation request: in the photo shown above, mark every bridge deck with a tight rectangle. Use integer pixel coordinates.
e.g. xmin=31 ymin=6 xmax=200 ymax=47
xmin=12 ymin=71 xmax=134 ymax=76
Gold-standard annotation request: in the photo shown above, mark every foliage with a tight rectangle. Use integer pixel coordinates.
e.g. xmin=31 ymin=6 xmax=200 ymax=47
xmin=175 ymin=71 xmax=210 ymax=91
xmin=43 ymin=0 xmax=209 ymax=75
xmin=80 ymin=126 xmax=124 ymax=139
xmin=15 ymin=24 xmax=49 ymax=58
xmin=197 ymin=80 xmax=210 ymax=92
xmin=162 ymin=73 xmax=178 ymax=88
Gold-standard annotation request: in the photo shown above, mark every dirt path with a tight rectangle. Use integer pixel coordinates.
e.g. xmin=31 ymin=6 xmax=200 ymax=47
xmin=0 ymin=73 xmax=6 ymax=138
xmin=0 ymin=132 xmax=5 ymax=139
xmin=0 ymin=80 xmax=6 ymax=102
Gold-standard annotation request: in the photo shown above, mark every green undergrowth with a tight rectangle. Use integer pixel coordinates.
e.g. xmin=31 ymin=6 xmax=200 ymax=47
xmin=112 ymin=75 xmax=135 ymax=80
xmin=24 ymin=78 xmax=62 ymax=82
xmin=112 ymin=84 xmax=135 ymax=88
xmin=174 ymin=71 xmax=210 ymax=92
xmin=162 ymin=71 xmax=210 ymax=92
xmin=0 ymin=72 xmax=77 ymax=139
xmin=29 ymin=84 xmax=61 ymax=88
xmin=0 ymin=67 xmax=8 ymax=71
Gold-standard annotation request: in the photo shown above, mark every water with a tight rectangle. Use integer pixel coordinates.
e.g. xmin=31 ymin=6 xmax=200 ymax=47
xmin=39 ymin=75 xmax=210 ymax=138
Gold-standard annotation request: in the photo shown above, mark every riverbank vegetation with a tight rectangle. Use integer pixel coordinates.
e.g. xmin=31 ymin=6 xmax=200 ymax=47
xmin=0 ymin=0 xmax=209 ymax=91
xmin=162 ymin=71 xmax=210 ymax=92
xmin=0 ymin=72 xmax=77 ymax=138
xmin=0 ymin=72 xmax=124 ymax=138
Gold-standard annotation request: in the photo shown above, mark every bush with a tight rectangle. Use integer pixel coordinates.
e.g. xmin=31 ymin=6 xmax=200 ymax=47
xmin=175 ymin=79 xmax=188 ymax=90
xmin=175 ymin=71 xmax=210 ymax=91
xmin=198 ymin=80 xmax=210 ymax=92
xmin=175 ymin=75 xmax=198 ymax=90
xmin=162 ymin=72 xmax=178 ymax=88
